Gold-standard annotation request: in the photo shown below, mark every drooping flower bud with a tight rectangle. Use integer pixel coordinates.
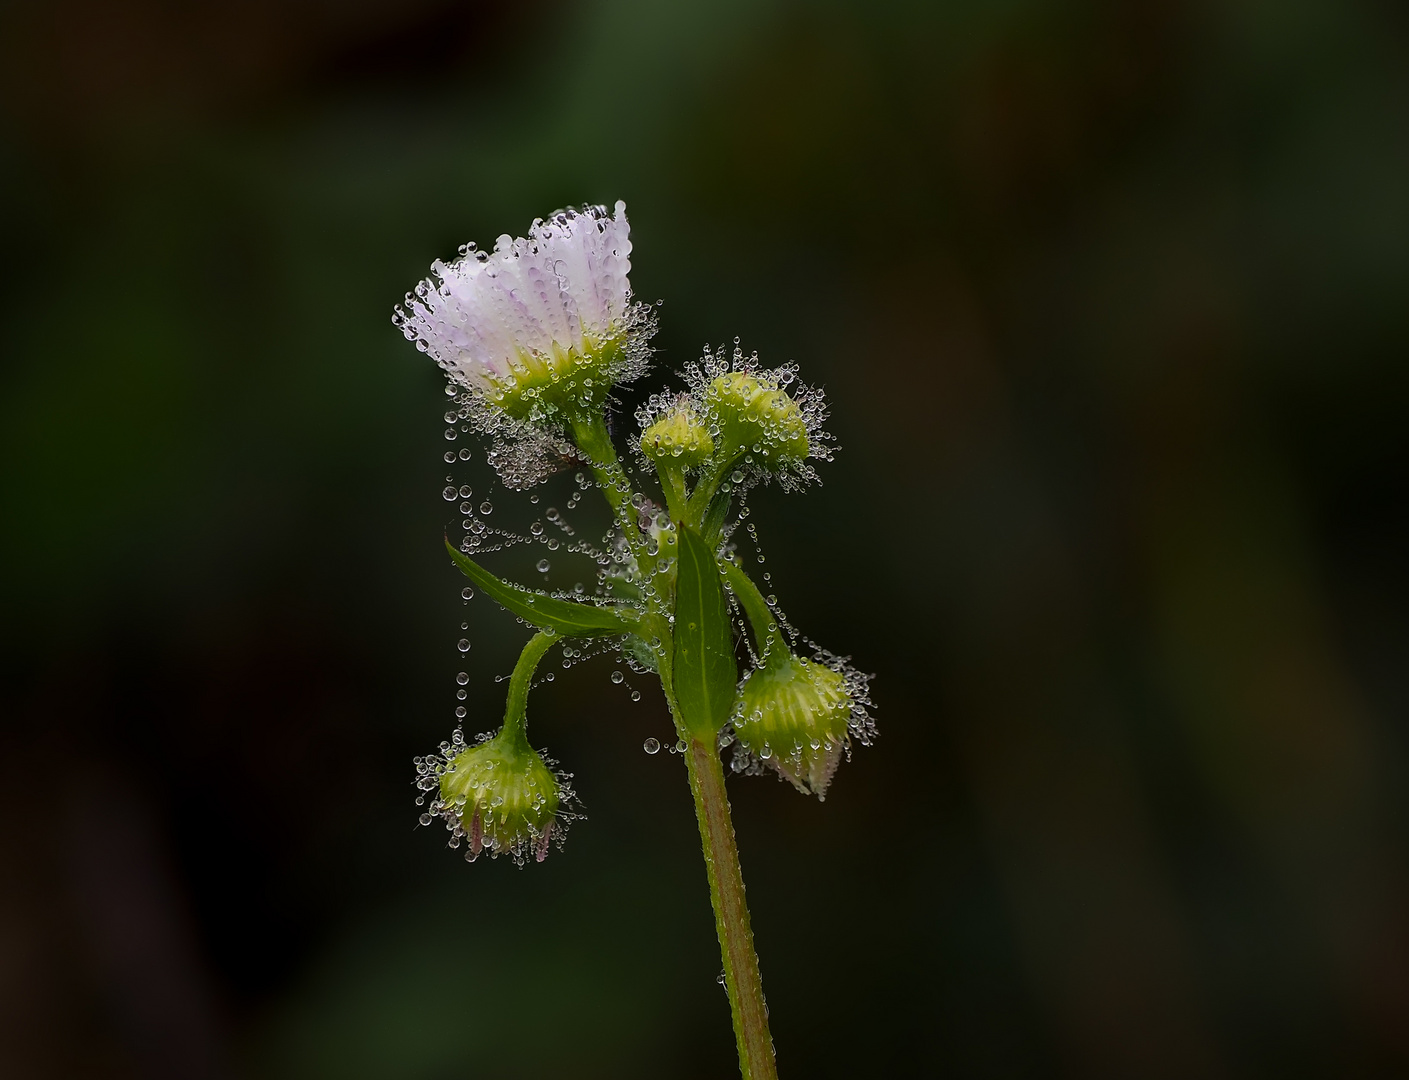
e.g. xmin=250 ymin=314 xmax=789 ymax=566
xmin=704 ymin=371 xmax=810 ymax=464
xmin=640 ymin=400 xmax=714 ymax=468
xmin=424 ymin=728 xmax=571 ymax=864
xmin=731 ymin=655 xmax=854 ymax=798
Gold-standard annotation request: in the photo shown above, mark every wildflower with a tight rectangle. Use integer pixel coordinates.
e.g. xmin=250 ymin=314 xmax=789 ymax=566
xmin=639 ymin=395 xmax=714 ymax=468
xmin=393 ymin=201 xmax=653 ymax=427
xmin=705 ymin=371 xmax=810 ymax=464
xmin=731 ymin=655 xmax=854 ymax=797
xmin=683 ymin=345 xmax=833 ymax=492
xmin=427 ymin=728 xmax=571 ymax=864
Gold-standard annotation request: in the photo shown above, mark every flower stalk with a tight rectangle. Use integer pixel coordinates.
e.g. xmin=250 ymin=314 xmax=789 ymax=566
xmin=396 ymin=202 xmax=873 ymax=1079
xmin=685 ymin=732 xmax=777 ymax=1080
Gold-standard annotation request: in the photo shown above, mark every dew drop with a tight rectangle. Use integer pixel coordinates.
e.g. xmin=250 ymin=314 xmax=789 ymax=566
xmin=611 ymin=670 xmax=624 ymax=684
xmin=643 ymin=737 xmax=660 ymax=755
xmin=457 ymin=671 xmax=469 ymax=685
xmin=457 ymin=639 xmax=471 ymax=653
xmin=479 ymin=501 xmax=493 ymax=515
xmin=442 ymin=486 xmax=458 ymax=501
xmin=675 ymin=739 xmax=687 ymax=753
xmin=630 ymin=690 xmax=641 ymax=701
xmin=536 ymin=559 xmax=551 ymax=573
xmin=461 ymin=586 xmax=475 ymax=600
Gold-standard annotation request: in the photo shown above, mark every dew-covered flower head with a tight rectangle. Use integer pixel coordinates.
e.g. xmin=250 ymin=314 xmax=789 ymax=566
xmin=394 ymin=201 xmax=654 ymax=430
xmin=684 ymin=345 xmax=834 ymax=492
xmin=635 ymin=392 xmax=715 ymax=469
xmin=729 ymin=652 xmax=874 ymax=799
xmin=415 ymin=728 xmax=577 ymax=866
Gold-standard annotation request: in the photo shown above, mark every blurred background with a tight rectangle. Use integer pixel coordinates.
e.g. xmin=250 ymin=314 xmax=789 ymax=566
xmin=1 ymin=0 xmax=1407 ymax=1076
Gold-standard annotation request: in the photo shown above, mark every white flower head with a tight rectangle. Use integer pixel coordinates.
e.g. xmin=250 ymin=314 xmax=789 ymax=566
xmin=394 ymin=201 xmax=655 ymax=487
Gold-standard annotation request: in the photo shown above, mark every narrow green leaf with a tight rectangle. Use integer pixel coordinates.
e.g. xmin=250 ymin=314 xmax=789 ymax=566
xmin=673 ymin=526 xmax=738 ymax=737
xmin=445 ymin=539 xmax=638 ymax=637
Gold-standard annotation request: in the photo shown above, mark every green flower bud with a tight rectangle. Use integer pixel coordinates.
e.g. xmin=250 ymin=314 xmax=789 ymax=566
xmin=640 ymin=403 xmax=715 ymax=468
xmin=732 ymin=655 xmax=852 ymax=798
xmin=436 ymin=729 xmax=565 ymax=863
xmin=704 ymin=372 xmax=810 ymax=463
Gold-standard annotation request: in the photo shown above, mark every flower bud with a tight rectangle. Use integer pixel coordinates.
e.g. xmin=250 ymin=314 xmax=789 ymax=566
xmin=434 ymin=730 xmax=566 ymax=863
xmin=640 ymin=403 xmax=714 ymax=468
xmin=732 ymin=655 xmax=852 ymax=798
xmin=704 ymin=372 xmax=810 ymax=463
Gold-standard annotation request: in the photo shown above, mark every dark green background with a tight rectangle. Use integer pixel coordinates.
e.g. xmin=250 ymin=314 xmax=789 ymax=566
xmin=2 ymin=1 xmax=1407 ymax=1076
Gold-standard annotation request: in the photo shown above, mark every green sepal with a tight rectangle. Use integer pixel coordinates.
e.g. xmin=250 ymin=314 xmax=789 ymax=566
xmin=672 ymin=526 xmax=738 ymax=738
xmin=445 ymin=539 xmax=639 ymax=637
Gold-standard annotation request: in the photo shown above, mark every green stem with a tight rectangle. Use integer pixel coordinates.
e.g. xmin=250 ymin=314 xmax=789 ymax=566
xmin=500 ymin=630 xmax=557 ymax=753
xmin=656 ymin=461 xmax=688 ymax=523
xmin=685 ymin=446 xmax=742 ymax=528
xmin=569 ymin=414 xmax=635 ymax=530
xmin=684 ymin=733 xmax=777 ymax=1080
xmin=720 ymin=559 xmax=786 ymax=668
xmin=578 ymin=410 xmax=774 ymax=1077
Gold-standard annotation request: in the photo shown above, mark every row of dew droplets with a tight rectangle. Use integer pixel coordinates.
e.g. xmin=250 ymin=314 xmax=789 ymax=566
xmin=424 ymin=390 xmax=686 ymax=866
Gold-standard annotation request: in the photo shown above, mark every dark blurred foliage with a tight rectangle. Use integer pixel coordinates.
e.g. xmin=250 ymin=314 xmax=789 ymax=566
xmin=1 ymin=0 xmax=1407 ymax=1076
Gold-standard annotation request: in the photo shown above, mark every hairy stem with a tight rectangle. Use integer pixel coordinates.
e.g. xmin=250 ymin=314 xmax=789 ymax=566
xmin=494 ymin=630 xmax=558 ymax=757
xmin=685 ymin=447 xmax=742 ymax=528
xmin=578 ymin=407 xmax=774 ymax=1076
xmin=684 ymin=733 xmax=778 ymax=1080
xmin=655 ymin=461 xmax=689 ymax=523
xmin=720 ymin=559 xmax=786 ymax=667
xmin=569 ymin=414 xmax=637 ymax=537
